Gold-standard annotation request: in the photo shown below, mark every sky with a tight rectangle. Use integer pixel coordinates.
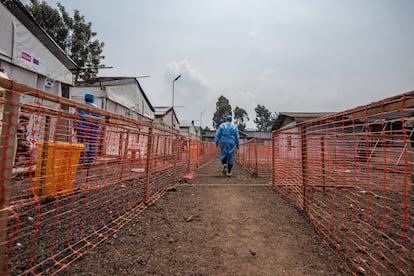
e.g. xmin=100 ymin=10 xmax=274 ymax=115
xmin=23 ymin=0 xmax=414 ymax=129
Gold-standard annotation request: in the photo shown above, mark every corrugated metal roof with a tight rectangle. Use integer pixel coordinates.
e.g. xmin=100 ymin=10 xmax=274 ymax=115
xmin=272 ymin=112 xmax=333 ymax=130
xmin=278 ymin=112 xmax=333 ymax=118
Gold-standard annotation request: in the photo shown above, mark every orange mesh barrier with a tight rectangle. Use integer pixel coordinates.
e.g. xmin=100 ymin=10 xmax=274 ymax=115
xmin=236 ymin=138 xmax=272 ymax=178
xmin=0 ymin=78 xmax=216 ymax=275
xmin=271 ymin=92 xmax=414 ymax=275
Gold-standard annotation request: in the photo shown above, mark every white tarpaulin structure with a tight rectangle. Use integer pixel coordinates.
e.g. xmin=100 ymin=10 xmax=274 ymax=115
xmin=70 ymin=77 xmax=155 ymax=121
xmin=154 ymin=106 xmax=180 ymax=131
xmin=0 ymin=0 xmax=77 ymax=94
xmin=0 ymin=1 xmax=80 ymax=159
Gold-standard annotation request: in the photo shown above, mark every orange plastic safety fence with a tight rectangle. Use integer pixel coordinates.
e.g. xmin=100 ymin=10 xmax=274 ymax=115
xmin=236 ymin=138 xmax=272 ymax=178
xmin=272 ymin=92 xmax=414 ymax=275
xmin=0 ymin=78 xmax=216 ymax=275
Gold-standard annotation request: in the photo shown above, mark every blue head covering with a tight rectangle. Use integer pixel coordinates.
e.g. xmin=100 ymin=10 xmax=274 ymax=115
xmin=226 ymin=115 xmax=232 ymax=121
xmin=85 ymin=93 xmax=94 ymax=102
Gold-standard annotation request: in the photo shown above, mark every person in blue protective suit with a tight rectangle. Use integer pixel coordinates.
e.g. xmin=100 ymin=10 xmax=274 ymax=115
xmin=215 ymin=115 xmax=240 ymax=177
xmin=74 ymin=93 xmax=101 ymax=168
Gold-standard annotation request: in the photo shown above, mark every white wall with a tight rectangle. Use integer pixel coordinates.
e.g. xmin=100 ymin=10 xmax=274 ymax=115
xmin=70 ymin=83 xmax=154 ymax=121
xmin=0 ymin=3 xmax=74 ymax=93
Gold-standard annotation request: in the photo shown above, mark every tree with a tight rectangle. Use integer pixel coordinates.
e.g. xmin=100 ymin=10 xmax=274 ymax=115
xmin=212 ymin=95 xmax=232 ymax=129
xmin=26 ymin=0 xmax=105 ymax=80
xmin=254 ymin=104 xmax=276 ymax=131
xmin=25 ymin=1 xmax=69 ymax=50
xmin=233 ymin=106 xmax=249 ymax=131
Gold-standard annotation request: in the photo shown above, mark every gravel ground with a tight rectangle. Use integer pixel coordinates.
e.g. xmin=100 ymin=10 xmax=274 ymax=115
xmin=61 ymin=161 xmax=348 ymax=275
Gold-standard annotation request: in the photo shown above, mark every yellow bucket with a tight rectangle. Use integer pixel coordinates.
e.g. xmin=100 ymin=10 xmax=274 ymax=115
xmin=33 ymin=141 xmax=85 ymax=196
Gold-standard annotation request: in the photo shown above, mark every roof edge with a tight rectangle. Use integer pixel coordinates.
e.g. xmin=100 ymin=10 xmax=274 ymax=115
xmin=2 ymin=0 xmax=79 ymax=71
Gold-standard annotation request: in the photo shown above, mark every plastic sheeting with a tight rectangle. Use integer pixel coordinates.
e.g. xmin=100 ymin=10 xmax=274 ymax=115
xmin=70 ymin=80 xmax=154 ymax=120
xmin=0 ymin=3 xmax=73 ymax=84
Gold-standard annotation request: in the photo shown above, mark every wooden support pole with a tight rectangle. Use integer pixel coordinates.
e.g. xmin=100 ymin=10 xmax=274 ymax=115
xmin=0 ymin=87 xmax=19 ymax=274
xmin=271 ymin=133 xmax=276 ymax=186
xmin=301 ymin=126 xmax=308 ymax=212
xmin=118 ymin=132 xmax=124 ymax=159
xmin=321 ymin=136 xmax=326 ymax=192
xmin=172 ymin=136 xmax=179 ymax=186
xmin=254 ymin=138 xmax=258 ymax=176
xmin=119 ymin=130 xmax=129 ymax=181
xmin=197 ymin=141 xmax=200 ymax=168
xmin=39 ymin=116 xmax=51 ymax=196
xmin=406 ymin=141 xmax=414 ymax=189
xmin=187 ymin=140 xmax=191 ymax=173
xmin=144 ymin=127 xmax=153 ymax=203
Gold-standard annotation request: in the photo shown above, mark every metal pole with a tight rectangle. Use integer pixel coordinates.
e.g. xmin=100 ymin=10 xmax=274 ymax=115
xmin=171 ymin=81 xmax=174 ymax=130
xmin=171 ymin=75 xmax=181 ymax=131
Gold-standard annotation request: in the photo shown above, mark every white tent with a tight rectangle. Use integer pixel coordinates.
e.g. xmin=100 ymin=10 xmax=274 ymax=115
xmin=0 ymin=1 xmax=78 ymax=94
xmin=70 ymin=77 xmax=155 ymax=121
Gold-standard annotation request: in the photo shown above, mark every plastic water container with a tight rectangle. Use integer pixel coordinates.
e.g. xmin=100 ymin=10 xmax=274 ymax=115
xmin=33 ymin=141 xmax=85 ymax=196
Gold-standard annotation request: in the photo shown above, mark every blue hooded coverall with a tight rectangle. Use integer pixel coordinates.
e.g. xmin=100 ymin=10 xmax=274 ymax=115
xmin=215 ymin=121 xmax=240 ymax=166
xmin=75 ymin=94 xmax=101 ymax=165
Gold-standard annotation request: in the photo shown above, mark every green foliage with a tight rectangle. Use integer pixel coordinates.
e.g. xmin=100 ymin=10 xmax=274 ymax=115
xmin=212 ymin=95 xmax=232 ymax=129
xmin=233 ymin=106 xmax=249 ymax=131
xmin=26 ymin=1 xmax=69 ymax=49
xmin=254 ymin=104 xmax=277 ymax=131
xmin=26 ymin=0 xmax=105 ymax=80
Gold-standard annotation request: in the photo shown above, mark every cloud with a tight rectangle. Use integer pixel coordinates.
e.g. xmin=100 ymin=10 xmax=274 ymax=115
xmin=34 ymin=0 xmax=414 ymax=130
xmin=163 ymin=60 xmax=213 ymax=124
xmin=164 ymin=60 xmax=209 ymax=96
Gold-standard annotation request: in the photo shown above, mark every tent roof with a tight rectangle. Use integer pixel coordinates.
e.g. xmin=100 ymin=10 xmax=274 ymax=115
xmin=154 ymin=106 xmax=173 ymax=115
xmin=2 ymin=0 xmax=79 ymax=71
xmin=77 ymin=77 xmax=155 ymax=112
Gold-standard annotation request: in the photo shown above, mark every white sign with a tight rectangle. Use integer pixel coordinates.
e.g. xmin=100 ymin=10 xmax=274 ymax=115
xmin=45 ymin=78 xmax=55 ymax=88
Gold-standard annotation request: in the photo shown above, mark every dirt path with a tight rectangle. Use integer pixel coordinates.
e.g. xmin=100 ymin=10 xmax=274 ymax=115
xmin=63 ymin=161 xmax=348 ymax=275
